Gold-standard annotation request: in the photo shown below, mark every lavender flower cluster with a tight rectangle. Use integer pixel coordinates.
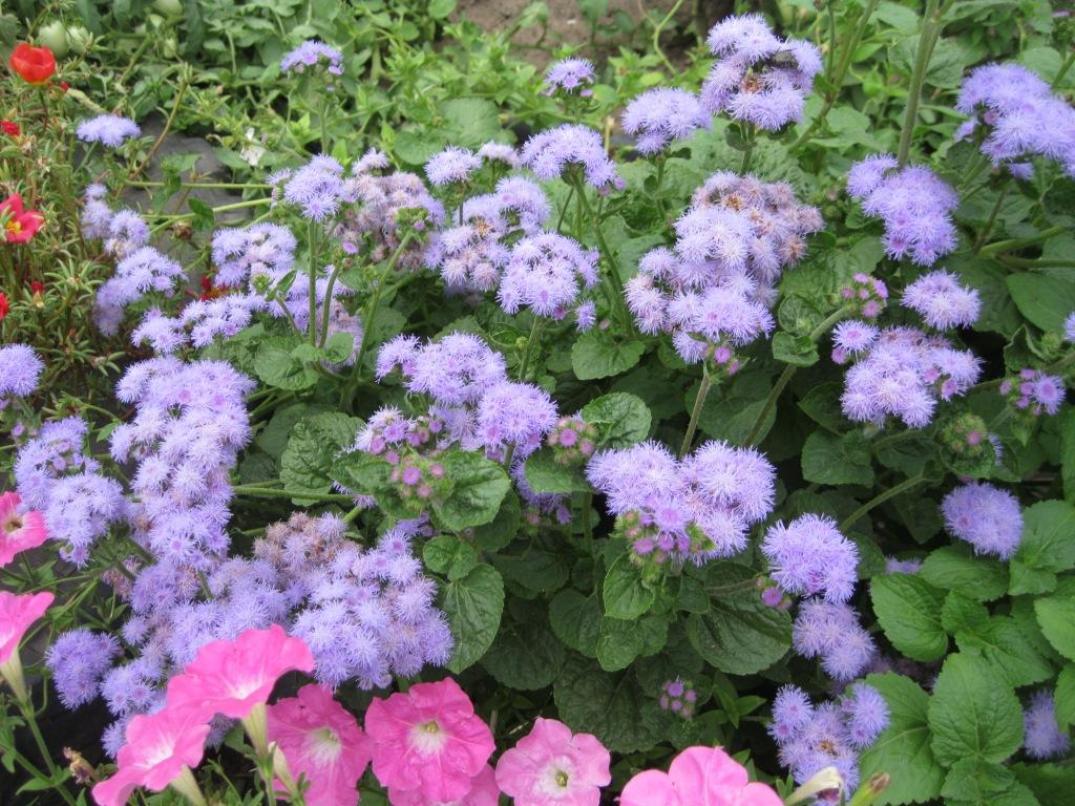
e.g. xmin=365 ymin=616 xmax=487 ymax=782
xmin=940 ymin=482 xmax=1023 ymax=559
xmin=700 ymin=14 xmax=822 ymax=130
xmin=75 ymin=114 xmax=141 ymax=148
xmin=956 ymin=63 xmax=1075 ymax=179
xmin=901 ymin=270 xmax=981 ymax=331
xmin=847 ymin=156 xmax=959 ymax=266
xmin=792 ymin=599 xmax=877 ymax=681
xmin=280 ymin=39 xmax=344 ymax=76
xmin=544 ymin=58 xmax=595 ymax=96
xmin=0 ymin=343 xmax=44 ymax=401
xmin=622 ymin=88 xmax=710 ymax=155
xmin=761 ymin=514 xmax=858 ymax=603
xmin=770 ymin=683 xmax=889 ymax=793
xmin=1000 ymin=368 xmax=1065 ymax=417
xmin=520 ymin=124 xmax=623 ymax=193
xmin=626 ymin=172 xmax=820 ymax=366
xmin=586 ymin=439 xmax=774 ymax=567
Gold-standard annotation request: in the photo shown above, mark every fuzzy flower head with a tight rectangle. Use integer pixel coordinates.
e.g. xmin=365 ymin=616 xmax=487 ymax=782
xmin=476 ymin=380 xmax=558 ymax=462
xmin=281 ymin=39 xmax=344 ymax=76
xmin=792 ymin=599 xmax=876 ymax=681
xmin=659 ymin=679 xmax=698 ymax=720
xmin=700 ymin=14 xmax=822 ymax=131
xmin=902 ymin=270 xmax=981 ymax=330
xmin=1065 ymin=312 xmax=1075 ymax=343
xmin=847 ymin=157 xmax=959 ymax=266
xmin=426 ymin=147 xmax=482 ymax=187
xmin=165 ymin=625 xmax=315 ymax=721
xmin=498 ymin=232 xmax=598 ymax=321
xmin=1000 ymin=367 xmax=1066 ymax=417
xmin=268 ymin=684 xmax=371 ymax=806
xmin=94 ymin=246 xmax=185 ymax=336
xmin=45 ymin=628 xmax=120 ymax=708
xmin=622 ymin=88 xmax=710 ymax=154
xmin=838 ymin=272 xmax=889 ymax=319
xmin=831 ymin=320 xmax=878 ymax=364
xmin=76 ymin=114 xmax=141 ymax=148
xmin=622 ymin=745 xmax=782 ymax=806
xmin=941 ymin=482 xmax=1023 ymax=559
xmin=956 ymin=63 xmax=1075 ymax=179
xmin=544 ymin=58 xmax=595 ymax=96
xmin=0 ymin=491 xmax=47 ymax=567
xmin=0 ymin=344 xmax=44 ymax=400
xmin=1023 ymin=691 xmax=1071 ymax=760
xmin=520 ymin=124 xmax=623 ymax=192
xmin=284 ymin=156 xmax=347 ymax=221
xmin=495 ymin=717 xmax=610 ymax=806
xmin=365 ymin=677 xmax=495 ymax=803
xmin=762 ymin=514 xmax=858 ymax=603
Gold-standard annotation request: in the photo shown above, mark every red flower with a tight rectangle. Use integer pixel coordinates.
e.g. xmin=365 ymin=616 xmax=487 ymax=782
xmin=30 ymin=280 xmax=44 ymax=296
xmin=8 ymin=44 xmax=56 ymax=85
xmin=0 ymin=121 xmax=19 ymax=137
xmin=0 ymin=194 xmax=44 ymax=244
xmin=59 ymin=81 xmax=70 ymax=92
xmin=0 ymin=292 xmax=8 ymax=321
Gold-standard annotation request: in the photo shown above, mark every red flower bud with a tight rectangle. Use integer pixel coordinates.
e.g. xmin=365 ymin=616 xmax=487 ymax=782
xmin=59 ymin=81 xmax=70 ymax=92
xmin=30 ymin=280 xmax=44 ymax=295
xmin=8 ymin=43 xmax=56 ymax=85
xmin=0 ymin=121 xmax=19 ymax=137
xmin=0 ymin=292 xmax=8 ymax=321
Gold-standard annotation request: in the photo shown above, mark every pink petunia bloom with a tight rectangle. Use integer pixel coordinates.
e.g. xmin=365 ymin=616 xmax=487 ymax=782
xmin=0 ymin=590 xmax=52 ymax=702
xmin=495 ymin=717 xmax=610 ymax=805
xmin=166 ymin=624 xmax=315 ymax=722
xmin=620 ymin=746 xmax=783 ymax=806
xmin=365 ymin=677 xmax=495 ymax=803
xmin=0 ymin=491 xmax=48 ymax=568
xmin=389 ymin=764 xmax=500 ymax=805
xmin=267 ymin=684 xmax=371 ymax=806
xmin=92 ymin=705 xmax=210 ymax=806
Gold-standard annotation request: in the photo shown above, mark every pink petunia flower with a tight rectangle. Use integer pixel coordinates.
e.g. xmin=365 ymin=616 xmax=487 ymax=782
xmin=92 ymin=705 xmax=210 ymax=806
xmin=0 ymin=590 xmax=53 ymax=702
xmin=620 ymin=746 xmax=783 ymax=806
xmin=267 ymin=683 xmax=371 ymax=806
xmin=365 ymin=677 xmax=495 ymax=803
xmin=495 ymin=717 xmax=610 ymax=805
xmin=389 ymin=764 xmax=500 ymax=805
xmin=0 ymin=491 xmax=48 ymax=568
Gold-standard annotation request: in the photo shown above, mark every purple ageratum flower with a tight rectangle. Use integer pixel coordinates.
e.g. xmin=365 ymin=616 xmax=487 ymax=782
xmin=100 ymin=659 xmax=161 ymax=717
xmin=1001 ymin=368 xmax=1066 ymax=416
xmin=1023 ymin=691 xmax=1071 ymax=760
xmin=622 ymin=88 xmax=709 ymax=154
xmin=0 ymin=344 xmax=44 ymax=398
xmin=1066 ymin=312 xmax=1075 ymax=342
xmin=283 ymin=156 xmax=347 ymax=220
xmin=476 ymin=380 xmax=558 ymax=461
xmin=103 ymin=209 xmax=149 ymax=258
xmin=44 ymin=471 xmax=127 ymax=566
xmin=956 ymin=63 xmax=1075 ymax=180
xmin=477 ymin=142 xmax=519 ymax=168
xmin=520 ymin=124 xmax=622 ymax=192
xmin=132 ymin=295 xmax=261 ymax=356
xmin=667 ymin=285 xmax=775 ymax=366
xmin=45 ymin=629 xmax=121 ymax=708
xmin=544 ymin=58 xmax=595 ymax=96
xmin=839 ymin=326 xmax=981 ymax=428
xmin=93 ymin=246 xmax=186 ymax=336
xmin=658 ymin=678 xmax=698 ymax=719
xmin=839 ymin=273 xmax=889 ymax=320
xmin=498 ymin=232 xmax=598 ymax=319
xmin=492 ymin=176 xmax=550 ymax=233
xmin=884 ymin=557 xmax=922 ymax=574
xmin=761 ymin=514 xmax=858 ymax=603
xmin=76 ymin=114 xmax=140 ymax=148
xmin=831 ymin=320 xmax=878 ymax=364
xmin=941 ymin=482 xmax=1023 ymax=559
xmin=13 ymin=416 xmax=92 ymax=510
xmin=81 ymin=184 xmax=113 ymax=240
xmin=841 ymin=683 xmax=890 ymax=749
xmin=700 ymin=14 xmax=822 ymax=131
xmin=378 ymin=332 xmax=508 ymax=409
xmin=425 ymin=146 xmax=482 ymax=186
xmin=211 ymin=222 xmax=296 ymax=288
xmin=280 ymin=39 xmax=344 ymax=76
xmin=847 ymin=157 xmax=959 ymax=266
xmin=902 ymin=270 xmax=981 ymax=330
xmin=792 ymin=599 xmax=877 ymax=682
xmin=426 ymin=220 xmax=510 ymax=294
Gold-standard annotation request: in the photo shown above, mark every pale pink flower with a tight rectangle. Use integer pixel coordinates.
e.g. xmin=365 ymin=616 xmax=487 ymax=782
xmin=620 ymin=746 xmax=783 ymax=806
xmin=0 ymin=590 xmax=52 ymax=665
xmin=0 ymin=491 xmax=47 ymax=568
xmin=166 ymin=624 xmax=315 ymax=722
xmin=365 ymin=677 xmax=495 ymax=803
xmin=495 ymin=717 xmax=610 ymax=805
xmin=389 ymin=764 xmax=500 ymax=805
xmin=268 ymin=684 xmax=371 ymax=806
xmin=92 ymin=705 xmax=210 ymax=806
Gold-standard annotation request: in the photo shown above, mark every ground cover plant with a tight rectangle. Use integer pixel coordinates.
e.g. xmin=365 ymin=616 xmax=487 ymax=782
xmin=1 ymin=0 xmax=1075 ymax=803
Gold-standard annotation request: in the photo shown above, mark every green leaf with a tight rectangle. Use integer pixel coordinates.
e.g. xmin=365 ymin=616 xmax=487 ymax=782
xmin=602 ymin=555 xmax=656 ymax=620
xmin=423 ymin=536 xmax=479 ymax=581
xmin=954 ymin=612 xmax=1054 ymax=688
xmin=801 ymin=431 xmax=875 ymax=486
xmin=919 ymin=545 xmax=1009 ymax=602
xmin=928 ymin=653 xmax=1024 ymax=766
xmin=581 ymin=392 xmax=651 ymax=448
xmin=798 ymin=382 xmax=847 ymax=433
xmin=941 ymin=759 xmax=1018 ymax=804
xmin=1055 ymin=665 xmax=1075 ymax=730
xmin=871 ymin=575 xmax=948 ymax=662
xmin=549 ymin=590 xmax=601 ymax=658
xmin=1034 ymin=595 xmax=1075 ymax=661
xmin=859 ymin=673 xmax=946 ymax=806
xmin=254 ymin=336 xmax=319 ymax=390
xmin=1006 ymin=273 xmax=1075 ymax=332
xmin=554 ymin=657 xmax=664 ymax=753
xmin=494 ymin=548 xmax=570 ymax=594
xmin=1010 ymin=501 xmax=1075 ymax=595
xmin=1061 ymin=409 xmax=1075 ymax=502
xmin=684 ymin=564 xmax=791 ymax=675
xmin=472 ymin=491 xmax=521 ymax=552
xmin=439 ymin=97 xmax=502 ymax=148
xmin=279 ymin=412 xmax=360 ymax=502
xmin=1012 ymin=762 xmax=1075 ymax=806
xmin=433 ymin=451 xmax=510 ymax=532
xmin=524 ymin=449 xmax=590 ymax=494
xmin=441 ymin=564 xmax=505 ymax=674
xmin=481 ymin=605 xmax=564 ymax=690
xmin=695 ymin=368 xmax=778 ymax=445
xmin=427 ymin=0 xmax=456 ymax=18
xmin=571 ymin=332 xmax=646 ymax=380
xmin=772 ymin=331 xmax=819 ymax=367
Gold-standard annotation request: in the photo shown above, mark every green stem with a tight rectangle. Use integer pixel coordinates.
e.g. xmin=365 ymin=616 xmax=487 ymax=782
xmin=896 ymin=0 xmax=943 ymax=166
xmin=739 ymin=125 xmax=756 ymax=174
xmin=354 ymin=235 xmax=416 ymax=371
xmin=518 ymin=317 xmax=545 ymax=381
xmin=573 ymin=179 xmax=634 ymax=334
xmin=978 ymin=225 xmax=1065 ymax=257
xmin=972 ymin=183 xmax=1011 ymax=254
xmin=318 ymin=262 xmax=344 ymax=347
xmin=125 ymin=180 xmax=272 ymax=190
xmin=680 ymin=367 xmax=714 ymax=457
xmin=19 ymin=699 xmax=76 ymax=805
xmin=652 ymin=0 xmax=687 ymax=73
xmin=231 ymin=485 xmax=353 ymax=503
xmin=840 ymin=473 xmax=927 ymax=531
xmin=131 ymin=65 xmax=191 ymax=178
xmin=307 ymin=221 xmax=319 ymax=345
xmin=1052 ymin=49 xmax=1075 ymax=88
xmin=556 ymin=183 xmax=576 ymax=233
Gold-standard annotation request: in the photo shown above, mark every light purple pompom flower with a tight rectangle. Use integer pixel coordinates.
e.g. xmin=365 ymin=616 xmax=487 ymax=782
xmin=622 ymin=88 xmax=710 ymax=154
xmin=281 ymin=39 xmax=344 ymax=76
xmin=831 ymin=320 xmax=878 ymax=364
xmin=884 ymin=557 xmax=922 ymax=574
xmin=941 ymin=482 xmax=1023 ymax=559
xmin=476 ymin=380 xmax=558 ymax=461
xmin=0 ymin=344 xmax=44 ymax=399
xmin=283 ymin=156 xmax=347 ymax=220
xmin=76 ymin=114 xmax=140 ymax=148
xmin=840 ymin=683 xmax=891 ymax=749
xmin=1023 ymin=691 xmax=1071 ymax=760
xmin=902 ymin=270 xmax=981 ymax=330
xmin=45 ymin=629 xmax=121 ymax=708
xmin=544 ymin=58 xmax=595 ymax=96
xmin=498 ymin=232 xmax=598 ymax=320
xmin=1001 ymin=368 xmax=1066 ymax=416
xmin=762 ymin=514 xmax=858 ymax=603
xmin=520 ymin=124 xmax=622 ymax=192
xmin=94 ymin=246 xmax=186 ymax=336
xmin=1065 ymin=312 xmax=1075 ymax=343
xmin=425 ymin=147 xmax=482 ymax=186
xmin=792 ymin=599 xmax=877 ymax=681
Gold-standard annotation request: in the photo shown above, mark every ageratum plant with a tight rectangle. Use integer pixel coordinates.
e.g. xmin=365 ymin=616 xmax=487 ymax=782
xmin=2 ymin=2 xmax=1075 ymax=804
